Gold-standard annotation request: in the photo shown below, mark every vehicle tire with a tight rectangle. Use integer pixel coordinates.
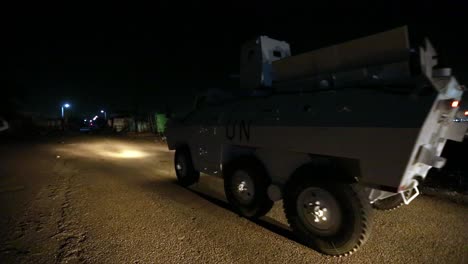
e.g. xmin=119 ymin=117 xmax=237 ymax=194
xmin=372 ymin=192 xmax=407 ymax=211
xmin=223 ymin=157 xmax=274 ymax=218
xmin=283 ymin=177 xmax=372 ymax=256
xmin=174 ymin=147 xmax=200 ymax=187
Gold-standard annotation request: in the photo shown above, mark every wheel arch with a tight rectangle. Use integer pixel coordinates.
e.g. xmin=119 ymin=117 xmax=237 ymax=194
xmin=172 ymin=141 xmax=184 ymax=148
xmin=222 ymin=148 xmax=268 ymax=179
xmin=286 ymin=155 xmax=362 ymax=188
xmin=221 ymin=145 xmax=258 ymax=175
xmin=169 ymin=141 xmax=189 ymax=151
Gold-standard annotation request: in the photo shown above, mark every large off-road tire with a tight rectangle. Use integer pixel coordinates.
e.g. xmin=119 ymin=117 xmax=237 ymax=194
xmin=174 ymin=147 xmax=200 ymax=187
xmin=372 ymin=192 xmax=406 ymax=211
xmin=283 ymin=177 xmax=373 ymax=256
xmin=223 ymin=157 xmax=274 ymax=218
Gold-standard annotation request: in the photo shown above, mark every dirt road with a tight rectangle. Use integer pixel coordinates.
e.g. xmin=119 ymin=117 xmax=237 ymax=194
xmin=0 ymin=135 xmax=467 ymax=263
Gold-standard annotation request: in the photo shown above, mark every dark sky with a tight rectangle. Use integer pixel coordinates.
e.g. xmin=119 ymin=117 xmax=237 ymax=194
xmin=4 ymin=1 xmax=468 ymax=117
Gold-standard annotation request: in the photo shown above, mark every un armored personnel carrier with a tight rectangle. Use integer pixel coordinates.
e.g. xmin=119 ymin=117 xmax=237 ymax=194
xmin=165 ymin=27 xmax=468 ymax=256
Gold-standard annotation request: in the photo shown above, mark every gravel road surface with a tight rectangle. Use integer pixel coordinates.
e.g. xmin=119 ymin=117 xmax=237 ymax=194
xmin=0 ymin=135 xmax=467 ymax=263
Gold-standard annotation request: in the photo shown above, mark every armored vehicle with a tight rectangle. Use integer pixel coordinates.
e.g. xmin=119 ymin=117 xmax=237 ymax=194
xmin=165 ymin=26 xmax=468 ymax=256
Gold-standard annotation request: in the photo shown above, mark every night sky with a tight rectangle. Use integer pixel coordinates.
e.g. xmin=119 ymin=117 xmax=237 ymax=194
xmin=4 ymin=1 xmax=468 ymax=118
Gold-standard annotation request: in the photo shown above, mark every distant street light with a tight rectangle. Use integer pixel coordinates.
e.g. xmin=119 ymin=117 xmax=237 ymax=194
xmin=93 ymin=115 xmax=98 ymax=121
xmin=61 ymin=103 xmax=71 ymax=118
xmin=101 ymin=110 xmax=107 ymax=119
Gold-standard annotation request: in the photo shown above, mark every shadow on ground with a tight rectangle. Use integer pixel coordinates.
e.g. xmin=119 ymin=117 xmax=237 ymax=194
xmin=139 ymin=178 xmax=306 ymax=247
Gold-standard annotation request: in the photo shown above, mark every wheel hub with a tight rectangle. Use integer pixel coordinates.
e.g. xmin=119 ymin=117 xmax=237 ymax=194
xmin=297 ymin=187 xmax=342 ymax=235
xmin=232 ymin=171 xmax=255 ymax=204
xmin=306 ymin=201 xmax=329 ymax=223
xmin=176 ymin=156 xmax=186 ymax=176
xmin=238 ymin=181 xmax=249 ymax=193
